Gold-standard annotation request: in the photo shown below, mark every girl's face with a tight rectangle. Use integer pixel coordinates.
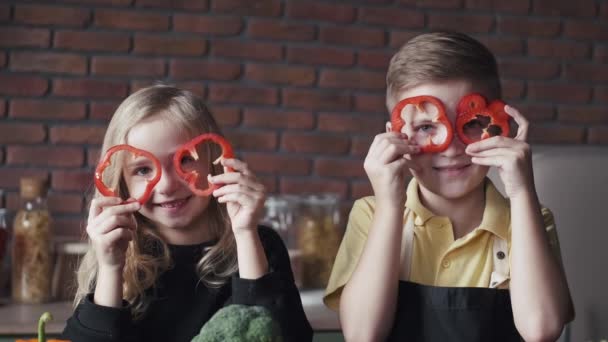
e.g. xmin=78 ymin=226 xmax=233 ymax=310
xmin=123 ymin=115 xmax=212 ymax=243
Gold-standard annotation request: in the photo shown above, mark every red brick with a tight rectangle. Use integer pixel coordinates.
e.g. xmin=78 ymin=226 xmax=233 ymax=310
xmin=601 ymin=2 xmax=608 ymax=19
xmin=286 ymin=1 xmax=355 ymax=23
xmin=224 ymin=130 xmax=278 ymax=151
xmin=409 ymin=0 xmax=463 ymax=8
xmin=315 ymin=159 xmax=366 ymax=178
xmin=501 ymin=80 xmax=525 ymax=100
xmin=0 ymin=75 xmax=48 ymax=96
xmin=354 ymin=94 xmax=387 ymax=113
xmin=49 ymin=193 xmax=84 ymax=214
xmin=466 ymin=0 xmax=529 ymax=13
xmin=557 ymin=106 xmax=608 ymax=124
xmin=134 ymin=34 xmax=206 ymax=56
xmin=54 ymin=79 xmax=128 ymax=99
xmin=52 ymin=218 xmax=85 ymax=238
xmin=0 ymin=4 xmax=10 ymax=21
xmin=358 ymin=7 xmax=424 ymax=29
xmin=389 ymin=31 xmax=423 ymax=48
xmin=527 ymin=39 xmax=591 ymax=59
xmin=6 ymin=146 xmax=84 ymax=167
xmin=477 ymin=36 xmax=524 ymax=56
xmin=0 ymin=99 xmax=5 ymax=117
xmin=242 ymin=153 xmax=311 ymax=175
xmin=172 ymin=82 xmax=206 ymax=98
xmin=170 ymin=60 xmax=241 ymax=80
xmin=0 ymin=52 xmax=5 ymax=68
xmin=428 ymin=14 xmax=494 ymax=33
xmin=52 ymin=170 xmax=94 ymax=192
xmin=95 ymin=9 xmax=169 ymax=31
xmin=596 ymin=87 xmax=608 ymax=103
xmin=211 ymin=40 xmax=282 ymax=61
xmin=14 ymin=5 xmax=91 ymax=27
xmin=243 ymin=109 xmax=314 ymax=129
xmin=0 ymin=123 xmax=46 ymax=144
xmin=564 ymin=64 xmax=608 ymax=83
xmin=10 ymin=99 xmax=86 ymax=120
xmin=497 ymin=17 xmax=560 ymax=37
xmin=351 ymin=180 xmax=373 ymax=199
xmin=54 ymin=30 xmax=130 ymax=52
xmin=0 ymin=147 xmax=3 ymax=163
xmin=351 ymin=136 xmax=374 ymax=157
xmin=282 ymin=133 xmax=350 ymax=154
xmin=174 ymin=14 xmax=243 ymax=35
xmin=509 ymin=103 xmax=555 ymax=122
xmin=49 ymin=125 xmax=106 ymax=144
xmin=283 ymin=89 xmax=351 ymax=111
xmin=245 ymin=64 xmax=315 ymax=86
xmin=533 ymin=0 xmax=597 ymax=17
xmin=90 ymin=102 xmax=120 ymax=121
xmin=211 ymin=0 xmax=281 ymax=17
xmin=0 ymin=27 xmax=50 ymax=48
xmin=10 ymin=51 xmax=86 ymax=75
xmin=136 ymin=0 xmax=208 ymax=10
xmin=595 ymin=45 xmax=608 ymax=63
xmin=92 ymin=56 xmax=165 ymax=77
xmin=588 ymin=127 xmax=608 ymax=144
xmin=55 ymin=0 xmax=131 ymax=5
xmin=0 ymin=169 xmax=48 ymax=190
xmin=528 ymin=124 xmax=585 ymax=144
xmin=88 ymin=147 xmax=102 ymax=167
xmin=257 ymin=175 xmax=277 ymax=194
xmin=358 ymin=50 xmax=392 ymax=70
xmin=320 ymin=26 xmax=385 ymax=47
xmin=208 ymin=85 xmax=278 ymax=105
xmin=280 ymin=178 xmax=348 ymax=197
xmin=286 ymin=46 xmax=355 ymax=67
xmin=498 ymin=60 xmax=560 ymax=80
xmin=247 ymin=19 xmax=315 ymax=41
xmin=320 ymin=69 xmax=385 ymax=90
xmin=318 ymin=113 xmax=384 ymax=135
xmin=564 ymin=21 xmax=608 ymax=41
xmin=208 ymin=106 xmax=241 ymax=127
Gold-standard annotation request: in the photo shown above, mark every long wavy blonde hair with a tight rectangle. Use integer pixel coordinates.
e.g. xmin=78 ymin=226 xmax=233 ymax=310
xmin=74 ymin=85 xmax=238 ymax=318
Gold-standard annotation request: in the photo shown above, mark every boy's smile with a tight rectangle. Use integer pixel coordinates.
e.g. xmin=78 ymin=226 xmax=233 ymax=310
xmin=388 ymin=79 xmax=489 ymax=199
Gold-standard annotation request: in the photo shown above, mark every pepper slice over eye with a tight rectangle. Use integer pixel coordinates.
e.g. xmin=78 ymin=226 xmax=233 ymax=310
xmin=455 ymin=93 xmax=510 ymax=145
xmin=94 ymin=145 xmax=162 ymax=205
xmin=173 ymin=133 xmax=235 ymax=197
xmin=390 ymin=95 xmax=454 ymax=153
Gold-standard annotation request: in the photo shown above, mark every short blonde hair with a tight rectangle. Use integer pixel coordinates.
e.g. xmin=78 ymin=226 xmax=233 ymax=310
xmin=75 ymin=85 xmax=238 ymax=319
xmin=386 ymin=31 xmax=501 ymax=110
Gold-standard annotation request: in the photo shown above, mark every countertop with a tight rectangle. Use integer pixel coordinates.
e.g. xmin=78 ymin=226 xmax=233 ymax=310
xmin=0 ymin=290 xmax=340 ymax=335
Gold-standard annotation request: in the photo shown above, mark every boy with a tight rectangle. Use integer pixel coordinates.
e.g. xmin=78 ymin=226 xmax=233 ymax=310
xmin=324 ymin=32 xmax=574 ymax=342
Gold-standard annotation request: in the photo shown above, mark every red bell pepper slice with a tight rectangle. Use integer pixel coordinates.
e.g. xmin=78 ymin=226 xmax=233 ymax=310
xmin=94 ymin=145 xmax=162 ymax=205
xmin=173 ymin=133 xmax=235 ymax=197
xmin=391 ymin=95 xmax=454 ymax=153
xmin=455 ymin=93 xmax=510 ymax=145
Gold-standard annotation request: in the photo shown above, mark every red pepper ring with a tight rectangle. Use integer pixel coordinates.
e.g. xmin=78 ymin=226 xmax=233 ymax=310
xmin=455 ymin=93 xmax=511 ymax=145
xmin=173 ymin=133 xmax=235 ymax=197
xmin=94 ymin=145 xmax=162 ymax=205
xmin=390 ymin=95 xmax=454 ymax=153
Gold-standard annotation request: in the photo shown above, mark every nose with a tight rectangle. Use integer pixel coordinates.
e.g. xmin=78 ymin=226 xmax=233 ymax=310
xmin=154 ymin=165 xmax=181 ymax=196
xmin=440 ymin=130 xmax=466 ymax=158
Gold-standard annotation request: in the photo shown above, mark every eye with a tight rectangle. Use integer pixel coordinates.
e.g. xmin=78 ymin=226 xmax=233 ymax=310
xmin=416 ymin=124 xmax=435 ymax=133
xmin=134 ymin=166 xmax=153 ymax=177
xmin=180 ymin=154 xmax=195 ymax=165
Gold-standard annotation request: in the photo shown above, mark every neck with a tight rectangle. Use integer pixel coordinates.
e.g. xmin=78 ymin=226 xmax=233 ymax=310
xmin=157 ymin=213 xmax=213 ymax=245
xmin=418 ymin=181 xmax=486 ymax=240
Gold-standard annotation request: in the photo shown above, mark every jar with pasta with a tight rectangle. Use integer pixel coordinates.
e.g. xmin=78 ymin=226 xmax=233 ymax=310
xmin=12 ymin=177 xmax=53 ymax=303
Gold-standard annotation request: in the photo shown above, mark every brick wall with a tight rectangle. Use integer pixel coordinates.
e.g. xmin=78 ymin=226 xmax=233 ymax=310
xmin=0 ymin=0 xmax=606 ymax=238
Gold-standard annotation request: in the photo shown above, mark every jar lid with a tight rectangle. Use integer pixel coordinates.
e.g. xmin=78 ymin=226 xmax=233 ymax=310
xmin=20 ymin=177 xmax=47 ymax=199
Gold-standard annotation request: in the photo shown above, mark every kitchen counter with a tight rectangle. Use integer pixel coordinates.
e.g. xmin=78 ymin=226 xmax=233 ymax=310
xmin=0 ymin=290 xmax=340 ymax=335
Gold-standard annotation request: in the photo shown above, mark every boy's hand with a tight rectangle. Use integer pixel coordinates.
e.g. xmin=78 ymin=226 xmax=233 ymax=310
xmin=364 ymin=132 xmax=421 ymax=205
xmin=210 ymin=158 xmax=266 ymax=237
xmin=465 ymin=105 xmax=534 ymax=199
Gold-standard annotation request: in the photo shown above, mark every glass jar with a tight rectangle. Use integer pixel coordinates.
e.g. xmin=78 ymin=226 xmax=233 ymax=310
xmin=12 ymin=177 xmax=53 ymax=303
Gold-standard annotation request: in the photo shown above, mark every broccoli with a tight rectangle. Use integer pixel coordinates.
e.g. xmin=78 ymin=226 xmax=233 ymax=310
xmin=191 ymin=304 xmax=283 ymax=342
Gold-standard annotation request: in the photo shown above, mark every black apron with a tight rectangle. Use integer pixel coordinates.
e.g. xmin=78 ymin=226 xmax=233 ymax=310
xmin=386 ymin=209 xmax=522 ymax=341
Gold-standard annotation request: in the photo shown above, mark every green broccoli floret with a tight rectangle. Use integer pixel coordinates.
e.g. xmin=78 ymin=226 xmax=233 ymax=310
xmin=191 ymin=304 xmax=283 ymax=342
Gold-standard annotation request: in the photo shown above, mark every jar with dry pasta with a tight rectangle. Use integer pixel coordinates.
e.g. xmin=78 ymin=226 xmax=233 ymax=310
xmin=12 ymin=177 xmax=53 ymax=304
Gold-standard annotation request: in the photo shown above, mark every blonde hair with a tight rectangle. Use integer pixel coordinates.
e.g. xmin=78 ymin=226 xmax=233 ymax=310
xmin=74 ymin=84 xmax=238 ymax=319
xmin=386 ymin=31 xmax=501 ymax=110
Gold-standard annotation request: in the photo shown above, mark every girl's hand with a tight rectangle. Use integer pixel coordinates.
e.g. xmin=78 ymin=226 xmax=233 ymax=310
xmin=86 ymin=197 xmax=140 ymax=272
xmin=364 ymin=132 xmax=421 ymax=205
xmin=465 ymin=105 xmax=534 ymax=199
xmin=210 ymin=158 xmax=266 ymax=236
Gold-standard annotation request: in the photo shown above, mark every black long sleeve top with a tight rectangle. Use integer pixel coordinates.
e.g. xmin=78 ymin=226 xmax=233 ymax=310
xmin=61 ymin=226 xmax=313 ymax=342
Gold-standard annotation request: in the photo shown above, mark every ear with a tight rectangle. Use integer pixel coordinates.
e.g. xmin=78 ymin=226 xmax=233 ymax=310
xmin=385 ymin=121 xmax=392 ymax=133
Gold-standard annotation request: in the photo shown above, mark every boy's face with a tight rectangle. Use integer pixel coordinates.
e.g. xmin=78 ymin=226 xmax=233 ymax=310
xmin=386 ymin=79 xmax=489 ymax=199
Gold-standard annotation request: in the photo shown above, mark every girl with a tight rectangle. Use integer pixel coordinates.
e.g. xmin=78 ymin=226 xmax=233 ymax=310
xmin=62 ymin=85 xmax=312 ymax=342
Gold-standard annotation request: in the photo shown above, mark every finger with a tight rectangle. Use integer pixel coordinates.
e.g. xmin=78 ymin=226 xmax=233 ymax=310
xmin=379 ymin=143 xmax=421 ymax=164
xmin=100 ymin=227 xmax=133 ymax=247
xmin=465 ymin=136 xmax=526 ymax=154
xmin=504 ymin=105 xmax=529 ymax=141
xmin=212 ymin=183 xmax=263 ymax=198
xmin=466 ymin=147 xmax=518 ymax=159
xmin=470 ymin=155 xmax=503 ymax=168
xmin=209 ymin=173 xmax=264 ymax=191
xmin=88 ymin=196 xmax=123 ymax=222
xmin=369 ymin=132 xmax=409 ymax=156
xmin=216 ymin=192 xmax=257 ymax=206
xmin=96 ymin=201 xmax=141 ymax=220
xmin=89 ymin=214 xmax=137 ymax=236
xmin=220 ymin=158 xmax=252 ymax=175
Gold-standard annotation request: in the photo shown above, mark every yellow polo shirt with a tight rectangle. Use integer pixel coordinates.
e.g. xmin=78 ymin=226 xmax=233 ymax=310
xmin=324 ymin=178 xmax=563 ymax=311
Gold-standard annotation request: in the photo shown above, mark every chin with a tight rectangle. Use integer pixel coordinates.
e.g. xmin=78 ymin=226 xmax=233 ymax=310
xmin=415 ymin=166 xmax=488 ymax=200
